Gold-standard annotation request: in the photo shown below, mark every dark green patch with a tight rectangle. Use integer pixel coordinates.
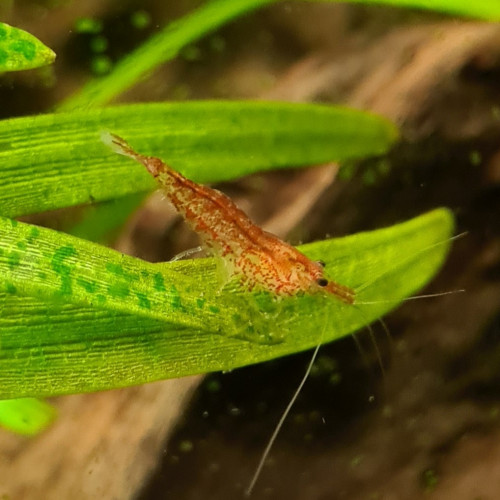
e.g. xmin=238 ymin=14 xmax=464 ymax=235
xmin=196 ymin=298 xmax=206 ymax=309
xmin=5 ymin=282 xmax=16 ymax=294
xmin=8 ymin=219 xmax=18 ymax=228
xmin=136 ymin=292 xmax=151 ymax=309
xmin=169 ymin=285 xmax=183 ymax=310
xmin=9 ymin=39 xmax=36 ymax=61
xmin=7 ymin=251 xmax=20 ymax=270
xmin=16 ymin=241 xmax=27 ymax=250
xmin=105 ymin=262 xmax=138 ymax=282
xmin=51 ymin=245 xmax=77 ymax=296
xmin=27 ymin=227 xmax=40 ymax=243
xmin=153 ymin=272 xmax=166 ymax=292
xmin=0 ymin=23 xmax=7 ymax=40
xmin=38 ymin=271 xmax=47 ymax=280
xmin=0 ymin=48 xmax=7 ymax=65
xmin=209 ymin=305 xmax=220 ymax=314
xmin=107 ymin=282 xmax=130 ymax=299
xmin=96 ymin=294 xmax=107 ymax=305
xmin=141 ymin=270 xmax=149 ymax=279
xmin=77 ymin=277 xmax=98 ymax=294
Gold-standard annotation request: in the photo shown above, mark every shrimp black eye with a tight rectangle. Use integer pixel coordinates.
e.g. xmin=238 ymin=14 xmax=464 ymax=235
xmin=316 ymin=260 xmax=326 ymax=267
xmin=316 ymin=278 xmax=329 ymax=287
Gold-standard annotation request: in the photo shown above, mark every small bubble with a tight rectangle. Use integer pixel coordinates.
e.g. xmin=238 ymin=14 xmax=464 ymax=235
xmin=469 ymin=150 xmax=482 ymax=166
xmin=422 ymin=469 xmax=438 ymax=492
xmin=181 ymin=45 xmax=202 ymax=62
xmin=130 ymin=10 xmax=151 ymax=30
xmin=228 ymin=405 xmax=241 ymax=417
xmin=205 ymin=378 xmax=221 ymax=393
xmin=91 ymin=55 xmax=112 ymax=75
xmin=209 ymin=35 xmax=226 ymax=53
xmin=90 ymin=35 xmax=108 ymax=53
xmin=75 ymin=18 xmax=102 ymax=34
xmin=179 ymin=440 xmax=194 ymax=453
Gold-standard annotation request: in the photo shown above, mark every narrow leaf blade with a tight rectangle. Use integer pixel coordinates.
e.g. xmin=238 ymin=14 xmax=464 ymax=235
xmin=0 ymin=101 xmax=397 ymax=217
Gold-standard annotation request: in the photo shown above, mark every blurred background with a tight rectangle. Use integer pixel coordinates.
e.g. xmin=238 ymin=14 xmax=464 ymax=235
xmin=1 ymin=1 xmax=500 ymax=499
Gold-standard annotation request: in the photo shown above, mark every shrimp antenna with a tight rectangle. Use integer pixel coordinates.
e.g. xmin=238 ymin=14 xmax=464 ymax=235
xmin=355 ymin=232 xmax=466 ymax=296
xmin=351 ymin=304 xmax=388 ymax=378
xmin=245 ymin=303 xmax=330 ymax=497
xmin=355 ymin=289 xmax=465 ymax=305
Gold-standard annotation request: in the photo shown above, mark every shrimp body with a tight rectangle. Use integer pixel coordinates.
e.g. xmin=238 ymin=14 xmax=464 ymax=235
xmin=102 ymin=132 xmax=354 ymax=304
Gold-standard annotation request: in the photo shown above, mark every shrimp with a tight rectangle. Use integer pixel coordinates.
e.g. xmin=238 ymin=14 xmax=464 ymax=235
xmin=102 ymin=132 xmax=460 ymax=497
xmin=101 ymin=132 xmax=354 ymax=304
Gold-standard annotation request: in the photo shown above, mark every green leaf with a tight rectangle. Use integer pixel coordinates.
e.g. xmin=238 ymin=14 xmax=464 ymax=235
xmin=0 ymin=101 xmax=397 ymax=218
xmin=313 ymin=0 xmax=500 ymax=19
xmin=60 ymin=0 xmax=499 ymax=110
xmin=0 ymin=22 xmax=55 ymax=73
xmin=0 ymin=398 xmax=56 ymax=435
xmin=0 ymin=208 xmax=453 ymax=399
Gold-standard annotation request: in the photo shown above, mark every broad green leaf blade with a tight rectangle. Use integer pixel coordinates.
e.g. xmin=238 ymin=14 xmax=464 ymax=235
xmin=0 ymin=22 xmax=55 ymax=72
xmin=0 ymin=101 xmax=397 ymax=218
xmin=60 ymin=0 xmax=499 ymax=110
xmin=0 ymin=398 xmax=56 ymax=435
xmin=0 ymin=208 xmax=453 ymax=399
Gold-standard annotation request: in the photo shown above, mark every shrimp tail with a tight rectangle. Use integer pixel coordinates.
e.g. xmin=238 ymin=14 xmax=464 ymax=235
xmin=100 ymin=131 xmax=138 ymax=160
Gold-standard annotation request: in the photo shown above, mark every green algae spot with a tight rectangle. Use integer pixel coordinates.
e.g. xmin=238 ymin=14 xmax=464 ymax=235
xmin=8 ymin=219 xmax=18 ymax=228
xmin=136 ymin=292 xmax=151 ymax=309
xmin=7 ymin=251 xmax=20 ymax=270
xmin=38 ymin=271 xmax=47 ymax=280
xmin=77 ymin=277 xmax=98 ymax=294
xmin=96 ymin=294 xmax=107 ymax=305
xmin=16 ymin=241 xmax=27 ymax=250
xmin=0 ymin=24 xmax=7 ymax=39
xmin=209 ymin=305 xmax=220 ymax=314
xmin=27 ymin=227 xmax=40 ymax=244
xmin=51 ymin=245 xmax=77 ymax=296
xmin=196 ymin=298 xmax=206 ymax=309
xmin=0 ymin=49 xmax=7 ymax=65
xmin=105 ymin=262 xmax=138 ymax=282
xmin=153 ymin=272 xmax=166 ymax=292
xmin=168 ymin=285 xmax=183 ymax=310
xmin=107 ymin=282 xmax=130 ymax=299
xmin=105 ymin=262 xmax=124 ymax=275
xmin=5 ymin=282 xmax=17 ymax=294
xmin=9 ymin=39 xmax=36 ymax=61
